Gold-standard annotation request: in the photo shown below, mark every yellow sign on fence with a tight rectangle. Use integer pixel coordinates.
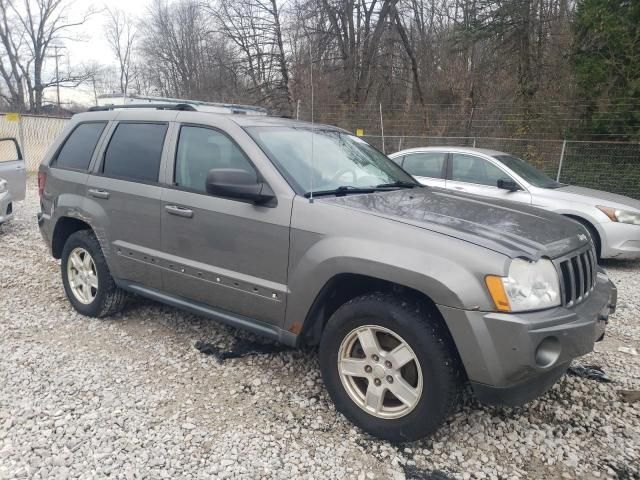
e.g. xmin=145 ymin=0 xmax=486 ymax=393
xmin=355 ymin=128 xmax=364 ymax=137
xmin=5 ymin=112 xmax=20 ymax=122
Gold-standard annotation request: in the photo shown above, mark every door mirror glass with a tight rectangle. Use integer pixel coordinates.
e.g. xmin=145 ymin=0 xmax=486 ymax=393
xmin=497 ymin=178 xmax=521 ymax=192
xmin=205 ymin=168 xmax=276 ymax=205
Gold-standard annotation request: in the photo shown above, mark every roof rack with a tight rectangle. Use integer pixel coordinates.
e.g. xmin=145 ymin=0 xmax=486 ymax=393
xmin=88 ymin=103 xmax=197 ymax=112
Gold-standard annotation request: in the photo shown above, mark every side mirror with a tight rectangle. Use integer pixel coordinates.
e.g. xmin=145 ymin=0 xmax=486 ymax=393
xmin=205 ymin=168 xmax=276 ymax=206
xmin=497 ymin=178 xmax=521 ymax=192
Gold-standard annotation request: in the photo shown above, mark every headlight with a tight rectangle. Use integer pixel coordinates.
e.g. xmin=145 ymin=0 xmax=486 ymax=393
xmin=597 ymin=205 xmax=640 ymax=226
xmin=486 ymin=258 xmax=561 ymax=312
xmin=0 ymin=180 xmax=7 ymax=194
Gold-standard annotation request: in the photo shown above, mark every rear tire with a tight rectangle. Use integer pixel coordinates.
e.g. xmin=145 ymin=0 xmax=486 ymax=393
xmin=319 ymin=293 xmax=461 ymax=442
xmin=61 ymin=230 xmax=127 ymax=317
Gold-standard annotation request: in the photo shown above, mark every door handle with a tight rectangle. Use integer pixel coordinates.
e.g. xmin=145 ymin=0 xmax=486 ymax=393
xmin=88 ymin=189 xmax=110 ymax=199
xmin=453 ymin=186 xmax=465 ymax=191
xmin=165 ymin=205 xmax=194 ymax=218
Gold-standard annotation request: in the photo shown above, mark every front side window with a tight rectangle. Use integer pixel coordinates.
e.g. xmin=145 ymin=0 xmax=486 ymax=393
xmin=175 ymin=126 xmax=255 ymax=193
xmin=54 ymin=122 xmax=106 ymax=170
xmin=451 ymin=153 xmax=512 ymax=187
xmin=247 ymin=126 xmax=416 ymax=194
xmin=403 ymin=152 xmax=446 ymax=178
xmin=102 ymin=123 xmax=168 ymax=182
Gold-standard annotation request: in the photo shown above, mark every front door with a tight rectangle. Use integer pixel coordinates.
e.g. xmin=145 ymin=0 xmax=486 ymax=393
xmin=0 ymin=138 xmax=26 ymax=201
xmin=160 ymin=124 xmax=291 ymax=327
xmin=446 ymin=153 xmax=532 ymax=204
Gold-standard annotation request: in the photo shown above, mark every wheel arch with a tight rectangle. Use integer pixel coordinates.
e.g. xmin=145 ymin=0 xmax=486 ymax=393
xmin=298 ymin=273 xmax=465 ymax=373
xmin=561 ymin=213 xmax=602 ymax=257
xmin=52 ymin=216 xmax=94 ymax=259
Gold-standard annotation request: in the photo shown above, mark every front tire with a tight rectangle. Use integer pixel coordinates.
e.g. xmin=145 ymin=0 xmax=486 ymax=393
xmin=319 ymin=293 xmax=461 ymax=442
xmin=61 ymin=230 xmax=127 ymax=317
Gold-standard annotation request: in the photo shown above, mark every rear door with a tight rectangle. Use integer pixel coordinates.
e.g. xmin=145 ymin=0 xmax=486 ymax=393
xmin=87 ymin=118 xmax=171 ymax=290
xmin=446 ymin=153 xmax=532 ymax=203
xmin=399 ymin=151 xmax=447 ymax=188
xmin=0 ymin=138 xmax=26 ymax=201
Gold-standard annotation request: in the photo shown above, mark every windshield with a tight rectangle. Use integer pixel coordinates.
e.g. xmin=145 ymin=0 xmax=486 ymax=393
xmin=246 ymin=126 xmax=416 ymax=195
xmin=493 ymin=154 xmax=562 ymax=188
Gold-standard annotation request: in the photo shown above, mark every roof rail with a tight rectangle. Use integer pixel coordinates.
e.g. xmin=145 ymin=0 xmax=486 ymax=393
xmin=88 ymin=103 xmax=197 ymax=112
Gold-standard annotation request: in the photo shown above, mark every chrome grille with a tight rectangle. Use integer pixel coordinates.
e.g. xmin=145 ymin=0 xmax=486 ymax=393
xmin=556 ymin=247 xmax=597 ymax=307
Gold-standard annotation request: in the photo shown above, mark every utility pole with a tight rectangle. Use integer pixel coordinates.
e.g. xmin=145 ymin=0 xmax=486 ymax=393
xmin=47 ymin=45 xmax=65 ymax=115
xmin=54 ymin=45 xmax=61 ymax=115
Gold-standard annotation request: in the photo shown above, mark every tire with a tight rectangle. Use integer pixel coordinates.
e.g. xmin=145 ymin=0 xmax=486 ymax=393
xmin=61 ymin=230 xmax=127 ymax=317
xmin=319 ymin=292 xmax=461 ymax=442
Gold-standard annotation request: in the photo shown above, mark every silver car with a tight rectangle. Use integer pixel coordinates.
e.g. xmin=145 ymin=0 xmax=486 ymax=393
xmin=389 ymin=146 xmax=640 ymax=259
xmin=0 ymin=138 xmax=26 ymax=225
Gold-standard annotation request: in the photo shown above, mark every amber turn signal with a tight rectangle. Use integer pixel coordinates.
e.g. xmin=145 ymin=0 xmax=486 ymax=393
xmin=485 ymin=275 xmax=511 ymax=312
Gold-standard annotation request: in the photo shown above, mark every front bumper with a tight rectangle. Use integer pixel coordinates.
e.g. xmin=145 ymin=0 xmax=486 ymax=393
xmin=438 ymin=272 xmax=617 ymax=406
xmin=600 ymin=221 xmax=640 ymax=259
xmin=0 ymin=191 xmax=13 ymax=224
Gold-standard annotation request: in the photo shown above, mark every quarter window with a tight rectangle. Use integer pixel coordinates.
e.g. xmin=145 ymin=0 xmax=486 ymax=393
xmin=174 ymin=126 xmax=255 ymax=193
xmin=403 ymin=152 xmax=446 ymax=178
xmin=54 ymin=122 xmax=106 ymax=170
xmin=102 ymin=123 xmax=168 ymax=182
xmin=451 ymin=154 xmax=512 ymax=187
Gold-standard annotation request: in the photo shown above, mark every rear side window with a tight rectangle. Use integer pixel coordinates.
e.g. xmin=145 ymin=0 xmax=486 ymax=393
xmin=403 ymin=152 xmax=446 ymax=178
xmin=54 ymin=122 xmax=106 ymax=170
xmin=102 ymin=123 xmax=168 ymax=182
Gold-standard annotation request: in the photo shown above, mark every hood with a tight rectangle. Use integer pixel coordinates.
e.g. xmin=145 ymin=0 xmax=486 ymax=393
xmin=551 ymin=185 xmax=640 ymax=211
xmin=320 ymin=188 xmax=591 ymax=259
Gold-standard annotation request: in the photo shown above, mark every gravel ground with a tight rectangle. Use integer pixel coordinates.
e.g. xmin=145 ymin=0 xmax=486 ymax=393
xmin=0 ymin=180 xmax=639 ymax=480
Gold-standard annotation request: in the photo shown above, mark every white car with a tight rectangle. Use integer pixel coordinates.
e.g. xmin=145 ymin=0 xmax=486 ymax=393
xmin=389 ymin=146 xmax=640 ymax=260
xmin=0 ymin=138 xmax=26 ymax=225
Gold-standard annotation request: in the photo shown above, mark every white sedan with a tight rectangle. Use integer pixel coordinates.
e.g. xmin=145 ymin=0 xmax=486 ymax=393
xmin=389 ymin=146 xmax=640 ymax=260
xmin=0 ymin=138 xmax=26 ymax=225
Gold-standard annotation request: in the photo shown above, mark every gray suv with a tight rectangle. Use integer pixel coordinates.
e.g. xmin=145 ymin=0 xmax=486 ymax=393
xmin=38 ymin=104 xmax=617 ymax=441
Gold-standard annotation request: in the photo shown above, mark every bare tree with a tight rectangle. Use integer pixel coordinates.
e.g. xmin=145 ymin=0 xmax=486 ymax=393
xmin=208 ymin=0 xmax=294 ymax=114
xmin=0 ymin=0 xmax=27 ymax=109
xmin=0 ymin=0 xmax=93 ymax=112
xmin=140 ymin=0 xmax=241 ymax=101
xmin=104 ymin=6 xmax=137 ymax=99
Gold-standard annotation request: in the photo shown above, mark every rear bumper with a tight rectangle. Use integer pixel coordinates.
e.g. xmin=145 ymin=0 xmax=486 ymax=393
xmin=438 ymin=272 xmax=616 ymax=406
xmin=37 ymin=210 xmax=54 ymax=254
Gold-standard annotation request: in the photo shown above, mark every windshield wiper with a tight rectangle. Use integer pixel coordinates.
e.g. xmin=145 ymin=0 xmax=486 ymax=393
xmin=304 ymin=186 xmax=376 ymax=198
xmin=375 ymin=180 xmax=420 ymax=189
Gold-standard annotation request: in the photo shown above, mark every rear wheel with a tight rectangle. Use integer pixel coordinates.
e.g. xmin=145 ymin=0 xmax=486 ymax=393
xmin=319 ymin=293 xmax=461 ymax=442
xmin=61 ymin=230 xmax=127 ymax=317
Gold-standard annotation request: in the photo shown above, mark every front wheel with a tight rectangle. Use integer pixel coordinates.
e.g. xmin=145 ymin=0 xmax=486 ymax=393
xmin=319 ymin=293 xmax=461 ymax=442
xmin=61 ymin=230 xmax=127 ymax=317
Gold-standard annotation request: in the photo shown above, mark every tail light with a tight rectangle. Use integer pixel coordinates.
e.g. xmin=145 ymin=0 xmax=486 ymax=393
xmin=37 ymin=171 xmax=47 ymax=198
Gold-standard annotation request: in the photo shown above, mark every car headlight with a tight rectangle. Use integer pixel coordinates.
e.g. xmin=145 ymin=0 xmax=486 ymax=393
xmin=597 ymin=205 xmax=640 ymax=226
xmin=486 ymin=258 xmax=561 ymax=312
xmin=0 ymin=179 xmax=7 ymax=194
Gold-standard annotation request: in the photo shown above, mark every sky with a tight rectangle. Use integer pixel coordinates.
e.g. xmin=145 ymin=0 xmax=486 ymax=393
xmin=45 ymin=0 xmax=148 ymax=106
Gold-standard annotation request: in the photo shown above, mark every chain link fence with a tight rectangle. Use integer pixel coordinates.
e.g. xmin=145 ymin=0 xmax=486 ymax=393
xmin=1 ymin=111 xmax=639 ymax=199
xmin=0 ymin=113 xmax=68 ymax=171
